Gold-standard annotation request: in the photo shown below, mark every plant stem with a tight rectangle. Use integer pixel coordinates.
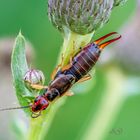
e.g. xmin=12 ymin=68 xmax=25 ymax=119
xmin=26 ymin=30 xmax=94 ymax=140
xmin=59 ymin=30 xmax=94 ymax=66
xmin=26 ymin=98 xmax=66 ymax=140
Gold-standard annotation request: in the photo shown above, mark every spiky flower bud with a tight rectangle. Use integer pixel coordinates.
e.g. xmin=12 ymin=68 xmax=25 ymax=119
xmin=113 ymin=0 xmax=127 ymax=7
xmin=24 ymin=69 xmax=45 ymax=92
xmin=48 ymin=0 xmax=114 ymax=35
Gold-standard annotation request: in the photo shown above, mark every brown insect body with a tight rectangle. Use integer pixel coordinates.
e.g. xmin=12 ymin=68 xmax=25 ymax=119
xmin=31 ymin=32 xmax=121 ymax=115
xmin=31 ymin=43 xmax=101 ymax=113
xmin=45 ymin=74 xmax=75 ymax=100
xmin=64 ymin=43 xmax=100 ymax=82
xmin=43 ymin=43 xmax=100 ymax=100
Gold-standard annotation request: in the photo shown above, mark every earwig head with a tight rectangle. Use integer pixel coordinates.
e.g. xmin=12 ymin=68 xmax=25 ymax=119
xmin=0 ymin=96 xmax=49 ymax=118
xmin=31 ymin=95 xmax=49 ymax=113
xmin=94 ymin=32 xmax=121 ymax=50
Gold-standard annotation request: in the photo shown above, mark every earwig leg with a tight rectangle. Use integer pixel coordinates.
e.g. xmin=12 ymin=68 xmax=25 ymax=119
xmin=31 ymin=84 xmax=48 ymax=90
xmin=72 ymin=41 xmax=76 ymax=53
xmin=61 ymin=42 xmax=77 ymax=72
xmin=61 ymin=53 xmax=73 ymax=72
xmin=61 ymin=53 xmax=74 ymax=72
xmin=68 ymin=41 xmax=75 ymax=65
xmin=61 ymin=64 xmax=72 ymax=71
xmin=31 ymin=111 xmax=41 ymax=118
xmin=51 ymin=64 xmax=62 ymax=80
xmin=65 ymin=90 xmax=74 ymax=96
xmin=77 ymin=74 xmax=91 ymax=83
xmin=51 ymin=54 xmax=64 ymax=80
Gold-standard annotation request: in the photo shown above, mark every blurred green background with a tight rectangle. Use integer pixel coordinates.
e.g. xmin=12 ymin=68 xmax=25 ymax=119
xmin=0 ymin=0 xmax=140 ymax=140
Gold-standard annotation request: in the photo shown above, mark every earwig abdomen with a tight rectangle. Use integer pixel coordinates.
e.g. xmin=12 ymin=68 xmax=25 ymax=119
xmin=65 ymin=43 xmax=101 ymax=82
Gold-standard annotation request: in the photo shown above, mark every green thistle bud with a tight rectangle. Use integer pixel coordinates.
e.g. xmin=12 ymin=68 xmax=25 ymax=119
xmin=113 ymin=0 xmax=127 ymax=7
xmin=24 ymin=69 xmax=45 ymax=93
xmin=48 ymin=0 xmax=114 ymax=35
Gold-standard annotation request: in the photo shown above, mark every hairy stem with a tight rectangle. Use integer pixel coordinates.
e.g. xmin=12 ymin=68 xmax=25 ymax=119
xmin=59 ymin=30 xmax=94 ymax=66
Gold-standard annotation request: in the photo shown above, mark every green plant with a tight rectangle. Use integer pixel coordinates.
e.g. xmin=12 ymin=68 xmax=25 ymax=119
xmin=10 ymin=1 xmax=129 ymax=140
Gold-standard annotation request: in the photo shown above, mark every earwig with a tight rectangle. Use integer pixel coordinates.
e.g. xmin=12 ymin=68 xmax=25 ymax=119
xmin=31 ymin=32 xmax=121 ymax=115
xmin=0 ymin=32 xmax=121 ymax=117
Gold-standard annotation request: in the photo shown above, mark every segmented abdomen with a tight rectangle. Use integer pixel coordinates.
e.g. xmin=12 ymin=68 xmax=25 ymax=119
xmin=67 ymin=43 xmax=101 ymax=82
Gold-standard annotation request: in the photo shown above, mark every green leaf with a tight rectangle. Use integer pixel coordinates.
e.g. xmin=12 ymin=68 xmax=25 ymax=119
xmin=11 ymin=32 xmax=34 ymax=115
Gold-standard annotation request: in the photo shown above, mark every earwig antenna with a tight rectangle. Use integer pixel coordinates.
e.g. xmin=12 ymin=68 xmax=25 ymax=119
xmin=94 ymin=32 xmax=121 ymax=50
xmin=0 ymin=105 xmax=31 ymax=111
